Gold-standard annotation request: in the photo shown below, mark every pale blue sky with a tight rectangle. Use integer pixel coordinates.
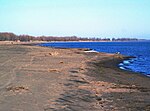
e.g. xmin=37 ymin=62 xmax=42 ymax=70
xmin=0 ymin=0 xmax=150 ymax=39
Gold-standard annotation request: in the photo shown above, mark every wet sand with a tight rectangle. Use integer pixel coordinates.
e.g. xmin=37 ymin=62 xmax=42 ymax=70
xmin=0 ymin=43 xmax=150 ymax=111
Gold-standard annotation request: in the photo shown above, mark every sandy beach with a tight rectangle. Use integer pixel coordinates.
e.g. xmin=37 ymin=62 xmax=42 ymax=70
xmin=0 ymin=43 xmax=150 ymax=111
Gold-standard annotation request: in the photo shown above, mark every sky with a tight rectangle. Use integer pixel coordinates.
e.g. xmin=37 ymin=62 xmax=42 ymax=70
xmin=0 ymin=0 xmax=150 ymax=39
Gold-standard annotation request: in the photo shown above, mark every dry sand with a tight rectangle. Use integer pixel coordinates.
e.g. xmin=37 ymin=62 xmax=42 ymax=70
xmin=0 ymin=43 xmax=149 ymax=111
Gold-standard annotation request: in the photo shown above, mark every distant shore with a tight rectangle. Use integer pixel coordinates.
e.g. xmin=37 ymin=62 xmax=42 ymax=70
xmin=0 ymin=40 xmax=149 ymax=46
xmin=0 ymin=42 xmax=149 ymax=111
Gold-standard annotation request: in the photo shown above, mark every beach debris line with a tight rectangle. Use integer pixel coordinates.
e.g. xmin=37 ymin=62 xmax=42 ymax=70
xmin=59 ymin=61 xmax=64 ymax=64
xmin=6 ymin=86 xmax=29 ymax=93
xmin=49 ymin=52 xmax=59 ymax=56
xmin=48 ymin=69 xmax=60 ymax=73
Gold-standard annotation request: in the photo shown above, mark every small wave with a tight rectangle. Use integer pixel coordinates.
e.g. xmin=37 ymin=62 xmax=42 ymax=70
xmin=84 ymin=50 xmax=98 ymax=53
xmin=119 ymin=66 xmax=126 ymax=70
xmin=123 ymin=60 xmax=130 ymax=65
xmin=146 ymin=74 xmax=150 ymax=77
xmin=119 ymin=63 xmax=124 ymax=66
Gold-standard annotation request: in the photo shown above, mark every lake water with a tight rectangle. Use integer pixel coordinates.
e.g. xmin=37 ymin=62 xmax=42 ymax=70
xmin=39 ymin=41 xmax=150 ymax=77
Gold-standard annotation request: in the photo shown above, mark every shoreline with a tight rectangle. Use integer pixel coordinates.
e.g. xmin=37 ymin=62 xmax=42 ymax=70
xmin=0 ymin=43 xmax=149 ymax=110
xmin=87 ymin=55 xmax=150 ymax=110
xmin=38 ymin=42 xmax=149 ymax=78
xmin=27 ymin=41 xmax=149 ymax=79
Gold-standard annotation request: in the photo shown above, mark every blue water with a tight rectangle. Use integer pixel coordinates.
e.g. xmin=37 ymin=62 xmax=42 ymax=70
xmin=39 ymin=41 xmax=150 ymax=77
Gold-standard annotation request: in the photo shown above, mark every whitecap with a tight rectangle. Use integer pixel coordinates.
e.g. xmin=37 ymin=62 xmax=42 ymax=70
xmin=123 ymin=60 xmax=130 ymax=65
xmin=84 ymin=50 xmax=98 ymax=53
xmin=119 ymin=66 xmax=126 ymax=70
xmin=119 ymin=63 xmax=124 ymax=66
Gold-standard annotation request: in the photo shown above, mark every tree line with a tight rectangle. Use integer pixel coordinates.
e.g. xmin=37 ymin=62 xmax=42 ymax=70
xmin=0 ymin=32 xmax=138 ymax=42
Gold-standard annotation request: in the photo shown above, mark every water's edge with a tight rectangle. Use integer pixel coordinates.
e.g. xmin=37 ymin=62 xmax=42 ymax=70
xmin=37 ymin=43 xmax=150 ymax=78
